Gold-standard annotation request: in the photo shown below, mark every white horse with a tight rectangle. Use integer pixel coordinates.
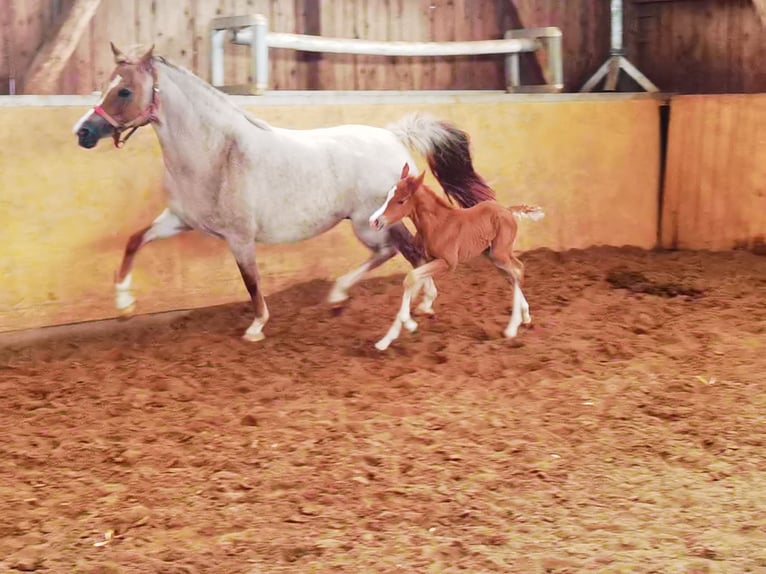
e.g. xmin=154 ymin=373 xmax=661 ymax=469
xmin=73 ymin=43 xmax=495 ymax=341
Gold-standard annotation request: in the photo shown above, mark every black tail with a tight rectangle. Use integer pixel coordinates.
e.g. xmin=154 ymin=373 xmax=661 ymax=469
xmin=387 ymin=113 xmax=495 ymax=208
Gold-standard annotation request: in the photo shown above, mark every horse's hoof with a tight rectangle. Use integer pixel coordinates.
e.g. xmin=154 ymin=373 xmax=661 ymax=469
xmin=374 ymin=339 xmax=390 ymax=351
xmin=330 ymin=305 xmax=346 ymax=317
xmin=242 ymin=331 xmax=266 ymax=342
xmin=404 ymin=319 xmax=418 ymax=333
xmin=503 ymin=328 xmax=518 ymax=339
xmin=415 ymin=306 xmax=435 ymax=317
xmin=117 ymin=301 xmax=136 ymax=318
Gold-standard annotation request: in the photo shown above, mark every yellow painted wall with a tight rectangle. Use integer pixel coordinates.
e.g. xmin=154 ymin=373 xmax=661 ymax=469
xmin=661 ymin=94 xmax=766 ymax=251
xmin=0 ymin=97 xmax=660 ymax=332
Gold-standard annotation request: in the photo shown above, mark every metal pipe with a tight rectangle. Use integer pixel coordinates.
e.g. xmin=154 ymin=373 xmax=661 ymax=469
xmin=611 ymin=0 xmax=624 ymax=55
xmin=210 ymin=28 xmax=226 ymax=86
xmin=233 ymin=29 xmax=538 ymax=57
xmin=547 ymin=32 xmax=564 ymax=90
xmin=251 ymin=14 xmax=268 ymax=94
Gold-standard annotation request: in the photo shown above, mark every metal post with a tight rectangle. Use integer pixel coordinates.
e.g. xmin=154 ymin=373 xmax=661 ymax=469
xmin=505 ymin=53 xmax=520 ymax=91
xmin=210 ymin=28 xmax=226 ymax=87
xmin=251 ymin=14 xmax=268 ymax=94
xmin=580 ymin=0 xmax=658 ymax=92
xmin=547 ymin=32 xmax=564 ymax=90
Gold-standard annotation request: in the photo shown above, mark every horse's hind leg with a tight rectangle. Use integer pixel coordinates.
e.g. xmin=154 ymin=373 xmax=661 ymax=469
xmin=114 ymin=208 xmax=190 ymax=316
xmin=327 ymin=217 xmax=404 ymax=308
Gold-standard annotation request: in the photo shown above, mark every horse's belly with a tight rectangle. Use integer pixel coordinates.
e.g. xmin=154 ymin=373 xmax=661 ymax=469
xmin=255 ymin=210 xmax=344 ymax=244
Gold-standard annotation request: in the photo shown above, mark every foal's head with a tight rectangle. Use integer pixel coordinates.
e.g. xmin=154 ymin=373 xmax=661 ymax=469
xmin=74 ymin=43 xmax=158 ymax=149
xmin=369 ymin=164 xmax=425 ymax=231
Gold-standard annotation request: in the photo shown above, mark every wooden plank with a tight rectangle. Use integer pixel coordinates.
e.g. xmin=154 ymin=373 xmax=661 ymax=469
xmin=662 ymin=95 xmax=766 ymax=250
xmin=269 ymin=0 xmax=299 ymax=89
xmin=753 ymin=0 xmax=766 ymax=25
xmin=0 ymin=1 xmax=14 ymax=93
xmin=294 ymin=0 xmax=321 ymax=90
xmin=23 ymin=0 xmax=103 ymax=94
xmin=429 ymin=0 xmax=455 ymax=90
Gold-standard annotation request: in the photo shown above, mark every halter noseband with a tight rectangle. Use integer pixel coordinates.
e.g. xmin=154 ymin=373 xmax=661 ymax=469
xmin=93 ymin=65 xmax=160 ymax=148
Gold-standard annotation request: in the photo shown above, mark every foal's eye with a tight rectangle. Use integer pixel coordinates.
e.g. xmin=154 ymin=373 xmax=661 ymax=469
xmin=117 ymin=87 xmax=132 ymax=98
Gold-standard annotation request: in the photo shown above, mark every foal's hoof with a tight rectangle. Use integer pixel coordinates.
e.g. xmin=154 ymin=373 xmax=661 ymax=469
xmin=374 ymin=339 xmax=391 ymax=351
xmin=415 ymin=305 xmax=435 ymax=317
xmin=242 ymin=331 xmax=266 ymax=342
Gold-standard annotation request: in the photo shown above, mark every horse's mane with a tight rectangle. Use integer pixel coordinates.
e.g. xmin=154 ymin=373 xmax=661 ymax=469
xmin=154 ymin=56 xmax=272 ymax=131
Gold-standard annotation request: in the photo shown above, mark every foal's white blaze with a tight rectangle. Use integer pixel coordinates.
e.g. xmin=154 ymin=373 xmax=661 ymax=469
xmin=369 ymin=185 xmax=397 ymax=229
xmin=72 ymin=75 xmax=122 ymax=133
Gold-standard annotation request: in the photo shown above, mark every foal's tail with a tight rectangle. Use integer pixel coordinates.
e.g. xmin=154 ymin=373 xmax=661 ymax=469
xmin=387 ymin=113 xmax=495 ymax=208
xmin=509 ymin=204 xmax=545 ymax=221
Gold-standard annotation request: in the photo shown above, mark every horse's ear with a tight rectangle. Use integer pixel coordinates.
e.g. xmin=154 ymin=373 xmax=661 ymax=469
xmin=139 ymin=44 xmax=155 ymax=70
xmin=414 ymin=170 xmax=426 ymax=187
xmin=110 ymin=41 xmax=129 ymax=64
xmin=400 ymin=163 xmax=410 ymax=179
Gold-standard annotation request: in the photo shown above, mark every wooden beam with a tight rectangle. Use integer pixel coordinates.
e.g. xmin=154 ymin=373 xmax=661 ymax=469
xmin=23 ymin=0 xmax=102 ymax=94
xmin=752 ymin=0 xmax=766 ymax=27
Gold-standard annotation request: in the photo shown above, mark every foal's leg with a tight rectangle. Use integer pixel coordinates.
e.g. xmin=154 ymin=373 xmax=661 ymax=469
xmin=375 ymin=259 xmax=449 ymax=351
xmin=488 ymin=250 xmax=528 ymax=338
xmin=114 ymin=208 xmax=190 ymax=315
xmin=388 ymin=223 xmax=438 ymax=316
xmin=226 ymin=238 xmax=269 ymax=342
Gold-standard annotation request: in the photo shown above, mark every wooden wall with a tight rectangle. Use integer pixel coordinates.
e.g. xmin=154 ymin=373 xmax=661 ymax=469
xmin=0 ymin=0 xmax=75 ymax=94
xmin=4 ymin=0 xmax=613 ymax=95
xmin=0 ymin=94 xmax=661 ymax=332
xmin=661 ymin=94 xmax=766 ymax=251
xmin=625 ymin=0 xmax=766 ymax=94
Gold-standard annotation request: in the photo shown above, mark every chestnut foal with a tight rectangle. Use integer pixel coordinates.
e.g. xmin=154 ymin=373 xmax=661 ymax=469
xmin=369 ymin=164 xmax=544 ymax=351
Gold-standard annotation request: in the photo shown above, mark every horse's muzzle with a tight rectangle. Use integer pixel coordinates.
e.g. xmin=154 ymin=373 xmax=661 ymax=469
xmin=369 ymin=216 xmax=387 ymax=231
xmin=77 ymin=126 xmax=100 ymax=149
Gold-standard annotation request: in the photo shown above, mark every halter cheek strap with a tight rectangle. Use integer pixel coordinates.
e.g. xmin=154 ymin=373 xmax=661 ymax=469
xmin=93 ymin=69 xmax=160 ymax=148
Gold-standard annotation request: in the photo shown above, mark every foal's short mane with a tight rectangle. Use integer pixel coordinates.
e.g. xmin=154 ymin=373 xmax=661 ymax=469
xmin=418 ymin=183 xmax=455 ymax=210
xmin=154 ymin=56 xmax=272 ymax=131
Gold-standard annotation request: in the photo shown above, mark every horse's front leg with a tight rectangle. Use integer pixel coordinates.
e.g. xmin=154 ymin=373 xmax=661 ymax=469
xmin=115 ymin=208 xmax=190 ymax=315
xmin=227 ymin=238 xmax=269 ymax=342
xmin=375 ymin=259 xmax=449 ymax=351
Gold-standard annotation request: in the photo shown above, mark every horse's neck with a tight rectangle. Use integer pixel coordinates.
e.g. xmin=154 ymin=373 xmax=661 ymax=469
xmin=410 ymin=186 xmax=452 ymax=238
xmin=151 ymin=61 xmax=256 ymax=171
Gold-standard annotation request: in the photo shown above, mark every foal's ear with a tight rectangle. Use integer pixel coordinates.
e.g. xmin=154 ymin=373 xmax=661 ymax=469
xmin=139 ymin=44 xmax=155 ymax=70
xmin=400 ymin=163 xmax=410 ymax=179
xmin=414 ymin=170 xmax=426 ymax=187
xmin=110 ymin=41 xmax=129 ymax=64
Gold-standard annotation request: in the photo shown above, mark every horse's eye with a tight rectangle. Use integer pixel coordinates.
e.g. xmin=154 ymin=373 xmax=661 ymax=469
xmin=397 ymin=199 xmax=407 ymax=205
xmin=117 ymin=88 xmax=132 ymax=98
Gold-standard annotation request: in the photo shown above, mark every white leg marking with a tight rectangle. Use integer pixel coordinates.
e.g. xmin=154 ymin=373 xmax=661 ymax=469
xmin=520 ymin=289 xmax=531 ymax=324
xmin=504 ymin=283 xmax=523 ymax=338
xmin=376 ymin=281 xmax=418 ymax=350
xmin=244 ymin=318 xmax=267 ymax=342
xmin=115 ymin=272 xmax=136 ymax=313
xmin=416 ymin=277 xmax=438 ymax=315
xmin=328 ymin=261 xmax=372 ymax=305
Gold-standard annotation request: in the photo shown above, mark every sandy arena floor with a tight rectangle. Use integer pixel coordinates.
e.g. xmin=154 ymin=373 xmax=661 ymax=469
xmin=0 ymin=246 xmax=765 ymax=573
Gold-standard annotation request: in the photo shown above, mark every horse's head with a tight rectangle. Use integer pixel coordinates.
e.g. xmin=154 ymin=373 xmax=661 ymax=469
xmin=74 ymin=43 xmax=159 ymax=149
xmin=369 ymin=163 xmax=425 ymax=231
